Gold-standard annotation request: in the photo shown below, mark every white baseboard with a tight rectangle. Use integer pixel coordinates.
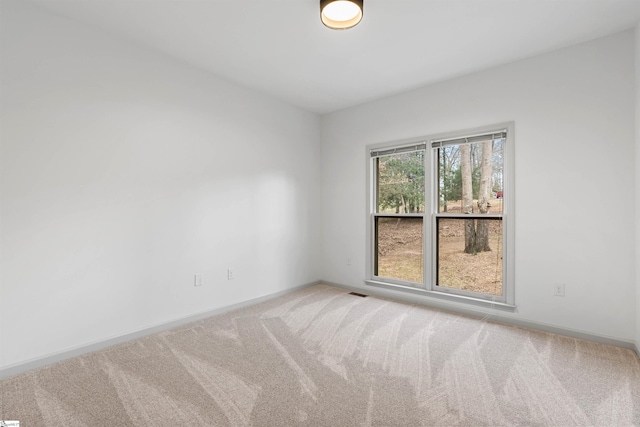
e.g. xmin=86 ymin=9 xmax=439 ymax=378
xmin=0 ymin=281 xmax=319 ymax=380
xmin=321 ymin=280 xmax=639 ymax=357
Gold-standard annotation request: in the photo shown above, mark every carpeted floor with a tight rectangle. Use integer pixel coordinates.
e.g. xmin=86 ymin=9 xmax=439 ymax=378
xmin=1 ymin=284 xmax=639 ymax=426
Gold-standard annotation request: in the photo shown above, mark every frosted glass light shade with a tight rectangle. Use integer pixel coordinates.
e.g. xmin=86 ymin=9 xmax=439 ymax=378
xmin=320 ymin=0 xmax=363 ymax=30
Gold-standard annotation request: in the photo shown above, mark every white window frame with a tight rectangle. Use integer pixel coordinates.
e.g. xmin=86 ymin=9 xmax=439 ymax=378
xmin=365 ymin=123 xmax=515 ymax=311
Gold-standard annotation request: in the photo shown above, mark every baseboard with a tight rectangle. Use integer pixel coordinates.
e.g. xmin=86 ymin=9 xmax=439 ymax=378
xmin=321 ymin=280 xmax=639 ymax=356
xmin=0 ymin=281 xmax=319 ymax=380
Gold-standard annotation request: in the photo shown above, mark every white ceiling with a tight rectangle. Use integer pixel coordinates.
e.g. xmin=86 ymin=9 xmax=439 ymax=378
xmin=27 ymin=0 xmax=640 ymax=114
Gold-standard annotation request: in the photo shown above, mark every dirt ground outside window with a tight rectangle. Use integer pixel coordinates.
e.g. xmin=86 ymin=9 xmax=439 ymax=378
xmin=376 ymin=200 xmax=503 ymax=295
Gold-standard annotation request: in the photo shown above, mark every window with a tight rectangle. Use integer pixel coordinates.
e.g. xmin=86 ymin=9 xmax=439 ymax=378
xmin=373 ymin=145 xmax=425 ymax=284
xmin=366 ymin=123 xmax=515 ymax=310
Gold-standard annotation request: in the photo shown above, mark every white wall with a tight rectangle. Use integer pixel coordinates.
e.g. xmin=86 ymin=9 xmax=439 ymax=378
xmin=321 ymin=31 xmax=636 ymax=342
xmin=0 ymin=1 xmax=321 ymax=368
xmin=636 ymin=23 xmax=640 ymax=351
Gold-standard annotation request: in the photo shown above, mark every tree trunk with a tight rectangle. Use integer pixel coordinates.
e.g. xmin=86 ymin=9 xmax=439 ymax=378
xmin=461 ymin=144 xmax=476 ymax=253
xmin=475 ymin=140 xmax=493 ymax=252
xmin=441 ymin=150 xmax=448 ymax=212
xmin=464 ymin=219 xmax=477 ymax=254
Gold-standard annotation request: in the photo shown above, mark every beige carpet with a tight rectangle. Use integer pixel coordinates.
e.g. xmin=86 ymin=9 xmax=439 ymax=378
xmin=2 ymin=284 xmax=639 ymax=426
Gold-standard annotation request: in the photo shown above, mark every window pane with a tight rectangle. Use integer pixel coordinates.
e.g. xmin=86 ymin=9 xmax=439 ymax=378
xmin=376 ymin=151 xmax=425 ymax=213
xmin=437 ymin=139 xmax=504 ymax=214
xmin=437 ymin=218 xmax=502 ymax=296
xmin=375 ymin=217 xmax=423 ymax=283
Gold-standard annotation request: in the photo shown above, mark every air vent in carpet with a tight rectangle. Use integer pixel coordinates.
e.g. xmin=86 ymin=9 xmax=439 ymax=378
xmin=348 ymin=292 xmax=368 ymax=297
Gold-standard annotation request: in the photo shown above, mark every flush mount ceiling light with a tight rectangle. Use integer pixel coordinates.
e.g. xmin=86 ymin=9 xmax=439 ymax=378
xmin=320 ymin=0 xmax=363 ymax=30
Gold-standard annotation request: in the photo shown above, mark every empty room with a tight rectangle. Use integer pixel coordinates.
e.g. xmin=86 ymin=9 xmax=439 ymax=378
xmin=1 ymin=0 xmax=640 ymax=425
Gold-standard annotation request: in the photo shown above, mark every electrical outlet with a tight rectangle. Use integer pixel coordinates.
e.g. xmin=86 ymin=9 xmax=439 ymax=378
xmin=346 ymin=257 xmax=351 ymax=266
xmin=227 ymin=269 xmax=234 ymax=280
xmin=554 ymin=283 xmax=565 ymax=297
xmin=194 ymin=274 xmax=203 ymax=287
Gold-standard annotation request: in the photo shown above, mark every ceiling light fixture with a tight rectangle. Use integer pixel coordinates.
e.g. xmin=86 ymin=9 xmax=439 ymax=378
xmin=320 ymin=0 xmax=363 ymax=30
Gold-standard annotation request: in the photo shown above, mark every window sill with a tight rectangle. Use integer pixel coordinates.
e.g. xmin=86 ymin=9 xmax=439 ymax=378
xmin=364 ymin=280 xmax=517 ymax=312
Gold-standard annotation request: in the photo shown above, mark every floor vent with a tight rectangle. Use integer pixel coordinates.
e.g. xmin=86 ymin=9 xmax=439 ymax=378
xmin=348 ymin=292 xmax=368 ymax=298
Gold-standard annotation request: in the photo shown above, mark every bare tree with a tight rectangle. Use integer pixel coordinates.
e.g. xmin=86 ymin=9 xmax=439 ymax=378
xmin=475 ymin=140 xmax=493 ymax=251
xmin=461 ymin=144 xmax=476 ymax=253
xmin=462 ymin=141 xmax=494 ymax=254
xmin=439 ymin=146 xmax=460 ymax=212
